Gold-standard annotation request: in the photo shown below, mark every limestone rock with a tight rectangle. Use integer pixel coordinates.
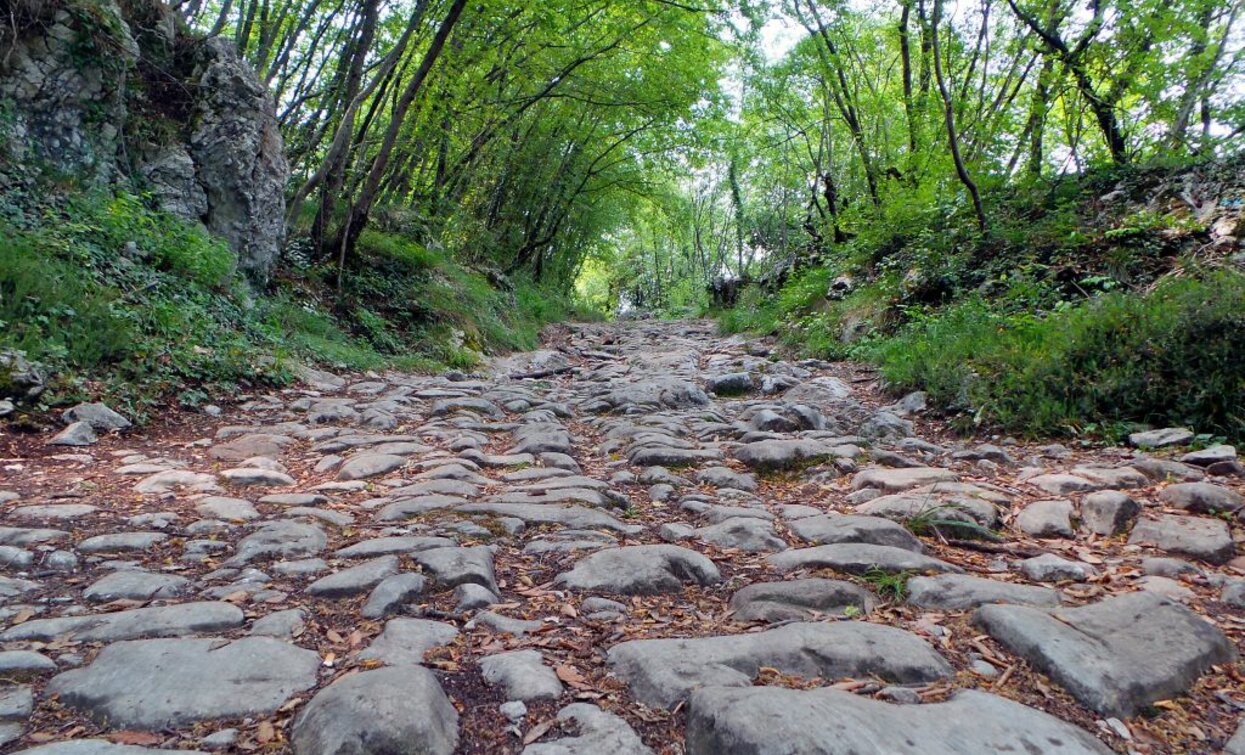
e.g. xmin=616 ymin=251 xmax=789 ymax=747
xmin=555 ymin=545 xmax=720 ymax=594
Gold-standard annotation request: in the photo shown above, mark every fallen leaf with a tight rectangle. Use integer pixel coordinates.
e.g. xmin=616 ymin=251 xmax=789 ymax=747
xmin=523 ymin=719 xmax=556 ymax=745
xmin=555 ymin=664 xmax=591 ymax=690
xmin=256 ymin=721 xmax=275 ymax=744
xmin=110 ymin=732 xmax=164 ymax=746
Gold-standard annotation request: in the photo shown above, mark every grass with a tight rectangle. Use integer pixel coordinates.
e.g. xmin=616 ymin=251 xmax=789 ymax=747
xmin=1 ymin=189 xmax=601 ymax=420
xmin=859 ymin=568 xmax=912 ymax=602
xmin=714 ymin=158 xmax=1245 ymax=442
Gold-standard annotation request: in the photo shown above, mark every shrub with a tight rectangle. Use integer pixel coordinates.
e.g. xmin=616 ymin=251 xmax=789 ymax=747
xmin=864 ymin=271 xmax=1245 ymax=439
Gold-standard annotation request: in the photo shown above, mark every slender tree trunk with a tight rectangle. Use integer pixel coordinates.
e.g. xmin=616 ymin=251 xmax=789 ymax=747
xmin=930 ymin=0 xmax=988 ymax=232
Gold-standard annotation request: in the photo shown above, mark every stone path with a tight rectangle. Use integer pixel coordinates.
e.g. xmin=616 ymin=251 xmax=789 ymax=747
xmin=0 ymin=319 xmax=1242 ymax=753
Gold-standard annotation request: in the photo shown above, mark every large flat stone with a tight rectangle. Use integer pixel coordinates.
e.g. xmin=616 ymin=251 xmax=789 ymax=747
xmin=975 ymin=591 xmax=1236 ymax=717
xmin=291 ymin=666 xmax=458 ymax=755
xmin=454 ymin=502 xmax=642 ymax=534
xmin=1 ymin=602 xmax=243 ymax=642
xmin=851 ymin=467 xmax=958 ymax=493
xmin=358 ymin=618 xmax=459 ymax=666
xmin=555 ymin=545 xmax=721 ymax=594
xmin=906 ymin=574 xmax=1061 ymax=610
xmin=768 ymin=543 xmax=961 ymax=575
xmin=607 ymin=621 xmax=952 ymax=708
xmin=788 ymin=514 xmax=922 ymax=551
xmin=685 ymin=687 xmax=1111 ymax=755
xmin=48 ymin=637 xmax=319 ymax=729
xmin=523 ymin=704 xmax=652 ymax=755
xmin=1128 ymin=514 xmax=1236 ymax=564
xmin=729 ymin=579 xmax=876 ymax=622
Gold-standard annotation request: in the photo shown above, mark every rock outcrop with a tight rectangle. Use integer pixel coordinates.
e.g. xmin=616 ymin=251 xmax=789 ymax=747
xmin=0 ymin=0 xmax=287 ymax=282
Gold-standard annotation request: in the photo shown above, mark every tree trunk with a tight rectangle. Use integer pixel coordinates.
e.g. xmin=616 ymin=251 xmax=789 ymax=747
xmin=930 ymin=0 xmax=988 ymax=232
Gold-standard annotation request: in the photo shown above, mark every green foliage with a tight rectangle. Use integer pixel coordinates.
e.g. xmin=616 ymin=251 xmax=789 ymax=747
xmin=859 ymin=569 xmax=912 ymax=602
xmin=864 ymin=271 xmax=1245 ymax=439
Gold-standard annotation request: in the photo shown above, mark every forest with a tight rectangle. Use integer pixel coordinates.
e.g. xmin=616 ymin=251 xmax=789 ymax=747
xmin=2 ymin=0 xmax=1244 ymax=435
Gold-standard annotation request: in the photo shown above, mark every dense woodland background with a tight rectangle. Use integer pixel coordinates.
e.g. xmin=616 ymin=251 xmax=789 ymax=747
xmin=1 ymin=0 xmax=1244 ymax=438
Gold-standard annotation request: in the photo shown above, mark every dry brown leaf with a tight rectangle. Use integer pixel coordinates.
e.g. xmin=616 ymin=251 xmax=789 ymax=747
xmin=109 ymin=732 xmax=164 ymax=746
xmin=256 ymin=721 xmax=276 ymax=744
xmin=523 ymin=719 xmax=556 ymax=745
xmin=555 ymin=664 xmax=591 ymax=689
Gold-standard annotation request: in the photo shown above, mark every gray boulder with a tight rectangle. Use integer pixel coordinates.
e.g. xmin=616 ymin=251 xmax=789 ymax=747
xmin=975 ymin=592 xmax=1236 ymax=717
xmin=556 ymin=545 xmax=720 ymax=594
xmin=607 ymin=621 xmax=952 ymax=708
xmin=291 ymin=667 xmax=458 ymax=755
xmin=523 ymin=704 xmax=652 ymax=755
xmin=906 ymin=574 xmax=1061 ymax=610
xmin=48 ymin=637 xmax=318 ymax=729
xmin=684 ymin=687 xmax=1111 ymax=755
xmin=729 ymin=579 xmax=875 ymax=622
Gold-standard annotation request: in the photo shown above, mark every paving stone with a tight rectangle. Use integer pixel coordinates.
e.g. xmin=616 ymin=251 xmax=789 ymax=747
xmin=78 ymin=532 xmax=168 ymax=553
xmin=1129 ymin=427 xmax=1194 ymax=449
xmin=195 ymin=496 xmax=260 ymax=521
xmin=1180 ymin=444 xmax=1237 ymax=467
xmin=413 ymin=546 xmax=497 ymax=593
xmin=555 ymin=545 xmax=721 ymax=594
xmin=14 ymin=743 xmax=206 ymax=755
xmin=11 ymin=504 xmax=98 ymax=520
xmin=692 ymin=517 xmax=786 ymax=552
xmin=454 ymin=503 xmax=642 ymax=534
xmin=229 ymin=521 xmax=327 ymax=565
xmin=0 ymin=650 xmax=57 ymax=675
xmin=1019 ymin=554 xmax=1098 ymax=582
xmin=1128 ymin=514 xmax=1235 ymax=564
xmin=1015 ymin=499 xmax=1075 ymax=538
xmin=684 ymin=687 xmax=1111 ymax=755
xmin=975 ymin=592 xmax=1236 ymax=717
xmin=338 ymin=453 xmax=407 ymax=480
xmin=220 ymin=468 xmax=296 ymax=487
xmin=250 ymin=608 xmax=306 ymax=638
xmin=1080 ymin=491 xmax=1140 ymax=536
xmin=358 ymin=618 xmax=459 ymax=665
xmin=1027 ymin=473 xmax=1100 ymax=495
xmin=362 ymin=573 xmax=427 ymax=618
xmin=1 ymin=602 xmax=244 ymax=642
xmin=523 ymin=704 xmax=653 ymax=755
xmin=788 ymin=513 xmax=923 ymax=551
xmin=733 ymin=439 xmax=846 ymax=472
xmin=1158 ymin=482 xmax=1243 ymax=513
xmin=851 ymin=467 xmax=958 ymax=493
xmin=291 ymin=666 xmax=458 ymax=755
xmin=906 ymin=574 xmax=1061 ymax=609
xmin=83 ymin=570 xmax=189 ymax=602
xmin=480 ymin=650 xmax=563 ymax=701
xmin=48 ymin=421 xmax=97 ymax=446
xmin=306 ymin=555 xmax=400 ymax=598
xmin=607 ymin=621 xmax=952 ymax=708
xmin=768 ymin=543 xmax=961 ymax=575
xmin=48 ymin=637 xmax=319 ymax=729
xmin=729 ymin=578 xmax=875 ymax=622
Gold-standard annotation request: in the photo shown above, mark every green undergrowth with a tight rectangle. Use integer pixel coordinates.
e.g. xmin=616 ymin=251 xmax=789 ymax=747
xmin=717 ymin=159 xmax=1245 ymax=441
xmin=1 ymin=190 xmax=595 ymax=421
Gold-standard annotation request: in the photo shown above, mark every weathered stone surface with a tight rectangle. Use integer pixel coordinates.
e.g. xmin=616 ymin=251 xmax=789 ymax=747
xmin=523 ymin=704 xmax=653 ymax=755
xmin=1027 ymin=473 xmax=1099 ymax=495
xmin=291 ymin=667 xmax=458 ymax=755
xmin=555 ymin=545 xmax=721 ymax=594
xmin=975 ymin=592 xmax=1236 ymax=717
xmin=1158 ymin=482 xmax=1243 ymax=514
xmin=306 ymin=556 xmax=400 ymax=598
xmin=48 ymin=421 xmax=97 ymax=447
xmin=362 ymin=574 xmax=427 ymax=619
xmin=480 ymin=650 xmax=563 ymax=701
xmin=48 ymin=637 xmax=318 ymax=729
xmin=229 ymin=521 xmax=327 ymax=564
xmin=1129 ymin=427 xmax=1193 ymax=449
xmin=1019 ymin=554 xmax=1098 ymax=582
xmin=906 ymin=574 xmax=1061 ymax=609
xmin=788 ymin=514 xmax=922 ymax=551
xmin=1129 ymin=514 xmax=1235 ymax=564
xmin=734 ymin=440 xmax=843 ymax=472
xmin=607 ymin=621 xmax=952 ymax=708
xmin=768 ymin=543 xmax=961 ymax=575
xmin=729 ymin=579 xmax=875 ymax=622
xmin=455 ymin=503 xmax=642 ymax=535
xmin=83 ymin=570 xmax=189 ymax=602
xmin=78 ymin=531 xmax=168 ymax=553
xmin=0 ymin=650 xmax=57 ymax=676
xmin=359 ymin=619 xmax=458 ymax=666
xmin=63 ymin=402 xmax=131 ymax=431
xmin=1 ymin=602 xmax=243 ymax=642
xmin=413 ymin=546 xmax=497 ymax=593
xmin=693 ymin=517 xmax=786 ymax=552
xmin=14 ymin=743 xmax=201 ymax=755
xmin=1180 ymin=444 xmax=1237 ymax=467
xmin=684 ymin=687 xmax=1111 ymax=755
xmin=336 ymin=536 xmax=455 ymax=558
xmin=196 ymin=496 xmax=260 ymax=521
xmin=339 ymin=453 xmax=407 ymax=481
xmin=852 ymin=467 xmax=958 ymax=493
xmin=1080 ymin=491 xmax=1140 ymax=536
xmin=1014 ymin=499 xmax=1074 ymax=538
